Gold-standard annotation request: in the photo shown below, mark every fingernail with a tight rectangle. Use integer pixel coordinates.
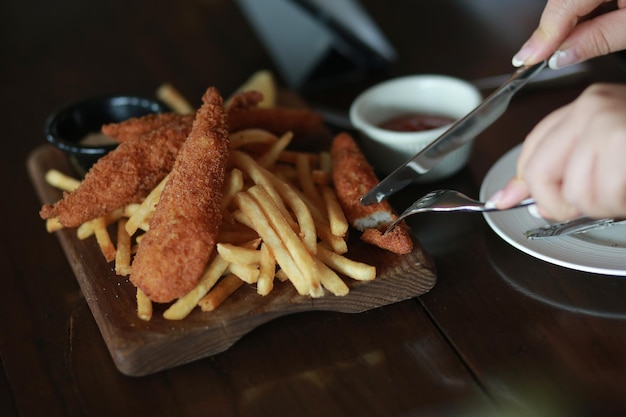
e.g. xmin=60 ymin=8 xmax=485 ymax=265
xmin=548 ymin=49 xmax=578 ymax=69
xmin=527 ymin=204 xmax=543 ymax=219
xmin=512 ymin=42 xmax=533 ymax=67
xmin=485 ymin=190 xmax=503 ymax=209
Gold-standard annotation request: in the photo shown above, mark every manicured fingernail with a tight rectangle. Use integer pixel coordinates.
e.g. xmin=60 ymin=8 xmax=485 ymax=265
xmin=485 ymin=190 xmax=503 ymax=209
xmin=548 ymin=49 xmax=578 ymax=69
xmin=512 ymin=43 xmax=533 ymax=67
xmin=527 ymin=204 xmax=542 ymax=219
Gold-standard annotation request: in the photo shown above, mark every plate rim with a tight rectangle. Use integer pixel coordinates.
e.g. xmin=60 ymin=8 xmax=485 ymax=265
xmin=479 ymin=144 xmax=626 ymax=276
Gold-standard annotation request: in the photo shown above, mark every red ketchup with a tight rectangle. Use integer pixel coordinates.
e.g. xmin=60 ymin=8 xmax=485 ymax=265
xmin=378 ymin=113 xmax=454 ymax=132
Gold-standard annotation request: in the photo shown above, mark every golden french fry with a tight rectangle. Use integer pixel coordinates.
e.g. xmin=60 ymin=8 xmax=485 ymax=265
xmin=267 ymin=174 xmax=317 ymax=254
xmin=257 ymin=242 xmax=275 ymax=296
xmin=295 ymin=188 xmax=347 ymax=254
xmin=76 ymin=208 xmax=124 ymax=240
xmin=227 ymin=70 xmax=276 ymax=108
xmin=126 ymin=174 xmax=168 ymax=236
xmin=163 ymin=254 xmax=230 ymax=320
xmin=229 ymin=129 xmax=278 ymax=150
xmin=320 ymin=185 xmax=349 ymax=237
xmin=317 ymin=243 xmax=376 ymax=281
xmin=92 ymin=216 xmax=116 ymax=262
xmin=248 ymin=186 xmax=323 ymax=297
xmin=45 ymin=169 xmax=81 ymax=192
xmin=115 ymin=218 xmax=132 ymax=276
xmin=46 ymin=217 xmax=64 ymax=233
xmin=233 ymin=191 xmax=310 ymax=296
xmin=312 ymin=170 xmax=330 ymax=185
xmin=296 ymin=153 xmax=322 ymax=209
xmin=256 ymin=131 xmax=293 ymax=168
xmin=156 ymin=83 xmax=194 ymax=114
xmin=277 ymin=150 xmax=318 ymax=166
xmin=216 ymin=240 xmax=262 ymax=265
xmin=229 ymin=263 xmax=259 ymax=284
xmin=275 ymin=269 xmax=289 ymax=282
xmin=136 ymin=288 xmax=153 ymax=321
xmin=318 ymin=151 xmax=332 ymax=174
xmin=221 ymin=168 xmax=244 ymax=222
xmin=231 ymin=151 xmax=297 ymax=231
xmin=314 ymin=258 xmax=349 ymax=296
xmin=198 ymin=274 xmax=244 ymax=312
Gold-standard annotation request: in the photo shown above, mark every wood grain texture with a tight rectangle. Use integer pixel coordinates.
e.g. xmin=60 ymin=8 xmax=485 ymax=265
xmin=28 ymin=145 xmax=436 ymax=376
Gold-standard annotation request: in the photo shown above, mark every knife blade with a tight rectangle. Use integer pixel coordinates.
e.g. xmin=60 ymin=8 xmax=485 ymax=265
xmin=525 ymin=217 xmax=626 ymax=239
xmin=360 ymin=60 xmax=548 ymax=206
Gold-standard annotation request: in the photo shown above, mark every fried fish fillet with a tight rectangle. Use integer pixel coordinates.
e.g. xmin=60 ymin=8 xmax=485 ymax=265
xmin=40 ymin=122 xmax=192 ymax=227
xmin=330 ymin=132 xmax=413 ymax=255
xmin=130 ymin=87 xmax=229 ymax=303
xmin=101 ymin=113 xmax=195 ymax=143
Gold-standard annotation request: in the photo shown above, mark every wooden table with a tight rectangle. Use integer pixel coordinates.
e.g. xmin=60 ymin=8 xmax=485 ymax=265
xmin=3 ymin=0 xmax=626 ymax=415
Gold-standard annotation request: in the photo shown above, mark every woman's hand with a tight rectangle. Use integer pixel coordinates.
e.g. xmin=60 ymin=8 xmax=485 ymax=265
xmin=512 ymin=0 xmax=626 ymax=69
xmin=488 ymin=83 xmax=626 ymax=220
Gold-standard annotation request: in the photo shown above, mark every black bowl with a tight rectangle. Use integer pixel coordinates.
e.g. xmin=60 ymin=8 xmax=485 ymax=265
xmin=45 ymin=95 xmax=170 ymax=175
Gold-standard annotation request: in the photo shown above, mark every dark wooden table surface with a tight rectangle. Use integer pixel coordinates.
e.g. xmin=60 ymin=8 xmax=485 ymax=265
xmin=3 ymin=0 xmax=626 ymax=416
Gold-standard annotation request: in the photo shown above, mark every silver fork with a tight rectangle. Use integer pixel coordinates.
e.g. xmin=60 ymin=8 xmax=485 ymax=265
xmin=385 ymin=189 xmax=534 ymax=233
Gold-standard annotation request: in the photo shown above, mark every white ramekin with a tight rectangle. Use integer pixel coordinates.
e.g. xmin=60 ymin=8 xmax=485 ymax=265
xmin=349 ymin=74 xmax=482 ymax=182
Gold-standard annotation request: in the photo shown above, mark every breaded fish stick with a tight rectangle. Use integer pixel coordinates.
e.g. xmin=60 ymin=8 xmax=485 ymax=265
xmin=331 ymin=132 xmax=413 ymax=255
xmin=130 ymin=87 xmax=229 ymax=303
xmin=40 ymin=123 xmax=192 ymax=227
xmin=102 ymin=113 xmax=194 ymax=143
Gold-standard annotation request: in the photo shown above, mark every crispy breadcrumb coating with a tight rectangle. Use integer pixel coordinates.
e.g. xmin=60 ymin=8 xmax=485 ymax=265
xmin=40 ymin=122 xmax=192 ymax=227
xmin=331 ymin=132 xmax=413 ymax=255
xmin=130 ymin=87 xmax=229 ymax=303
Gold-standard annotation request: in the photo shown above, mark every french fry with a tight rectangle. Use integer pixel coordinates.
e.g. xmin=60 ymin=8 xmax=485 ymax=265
xmin=296 ymin=153 xmax=322 ymax=210
xmin=231 ymin=150 xmax=297 ymax=231
xmin=267 ymin=174 xmax=317 ymax=254
xmin=156 ymin=83 xmax=194 ymax=115
xmin=257 ymin=242 xmax=275 ymax=296
xmin=115 ymin=218 xmax=132 ymax=276
xmin=136 ymin=288 xmax=153 ymax=321
xmin=216 ymin=240 xmax=262 ymax=265
xmin=198 ymin=274 xmax=244 ymax=312
xmin=295 ymin=189 xmax=347 ymax=254
xmin=76 ymin=208 xmax=124 ymax=240
xmin=163 ymin=254 xmax=230 ymax=320
xmin=256 ymin=131 xmax=293 ymax=168
xmin=314 ymin=258 xmax=349 ymax=296
xmin=320 ymin=185 xmax=349 ymax=237
xmin=227 ymin=69 xmax=276 ymax=108
xmin=92 ymin=216 xmax=116 ymax=262
xmin=228 ymin=263 xmax=259 ymax=284
xmin=125 ymin=174 xmax=168 ymax=236
xmin=45 ymin=169 xmax=80 ymax=192
xmin=275 ymin=269 xmax=289 ymax=282
xmin=221 ymin=168 xmax=244 ymax=222
xmin=317 ymin=243 xmax=376 ymax=281
xmin=229 ymin=129 xmax=278 ymax=150
xmin=311 ymin=170 xmax=330 ymax=185
xmin=318 ymin=151 xmax=332 ymax=174
xmin=248 ymin=185 xmax=323 ymax=297
xmin=233 ymin=191 xmax=311 ymax=296
xmin=46 ymin=217 xmax=63 ymax=233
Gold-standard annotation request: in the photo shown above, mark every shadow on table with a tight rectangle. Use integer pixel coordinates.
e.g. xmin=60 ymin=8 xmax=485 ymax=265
xmin=484 ymin=230 xmax=626 ymax=320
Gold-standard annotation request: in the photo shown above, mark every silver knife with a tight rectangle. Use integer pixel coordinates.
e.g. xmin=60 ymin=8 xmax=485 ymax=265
xmin=525 ymin=217 xmax=626 ymax=239
xmin=360 ymin=60 xmax=548 ymax=206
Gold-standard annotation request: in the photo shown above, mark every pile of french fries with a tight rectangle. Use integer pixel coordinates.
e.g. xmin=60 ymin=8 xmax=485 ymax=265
xmin=44 ymin=72 xmax=376 ymax=321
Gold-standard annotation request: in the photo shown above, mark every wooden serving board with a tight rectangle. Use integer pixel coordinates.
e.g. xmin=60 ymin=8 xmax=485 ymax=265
xmin=27 ymin=144 xmax=437 ymax=377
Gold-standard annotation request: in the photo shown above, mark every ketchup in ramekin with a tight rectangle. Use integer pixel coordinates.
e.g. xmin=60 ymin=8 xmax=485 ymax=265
xmin=378 ymin=113 xmax=454 ymax=132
